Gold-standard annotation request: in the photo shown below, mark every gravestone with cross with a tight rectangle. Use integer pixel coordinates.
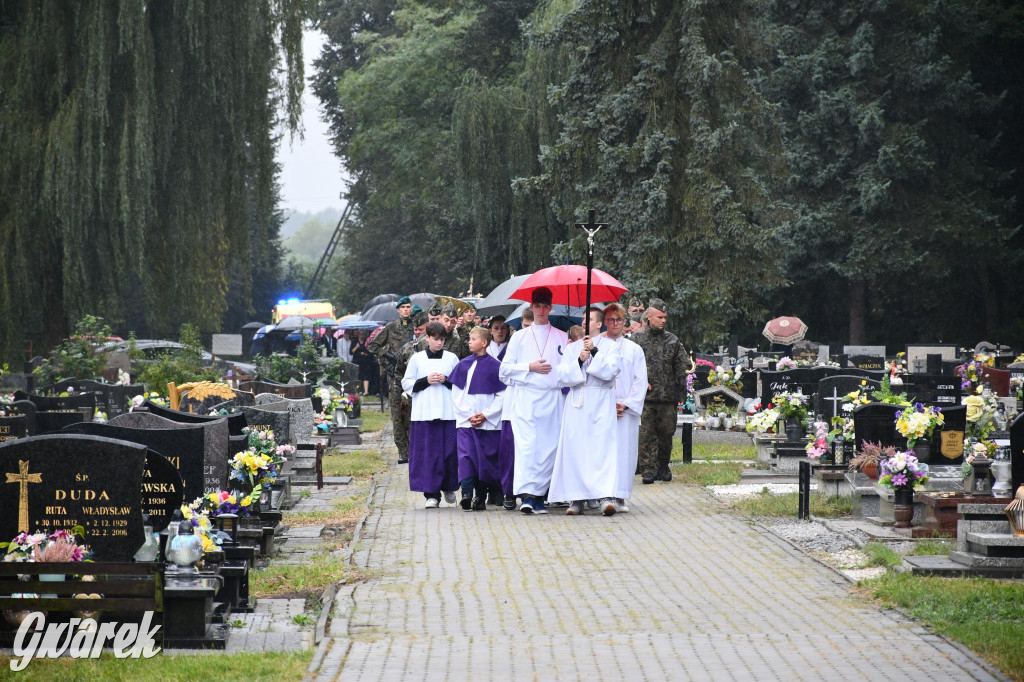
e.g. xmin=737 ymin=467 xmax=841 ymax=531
xmin=0 ymin=434 xmax=148 ymax=561
xmin=758 ymin=369 xmax=816 ymax=408
xmin=814 ymin=375 xmax=881 ymax=423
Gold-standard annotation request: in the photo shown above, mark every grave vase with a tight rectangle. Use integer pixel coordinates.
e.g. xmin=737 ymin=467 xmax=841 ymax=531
xmin=334 ymin=409 xmax=348 ymax=428
xmin=912 ymin=439 xmax=931 ymax=464
xmin=785 ymin=417 xmax=803 ymax=443
xmin=893 ymin=488 xmax=914 ymax=528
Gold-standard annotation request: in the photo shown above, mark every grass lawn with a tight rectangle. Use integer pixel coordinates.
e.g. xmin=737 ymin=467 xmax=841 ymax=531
xmin=670 ymin=440 xmax=756 ymax=462
xmin=0 ymin=650 xmax=313 ymax=681
xmin=865 ymin=573 xmax=1024 ymax=681
xmin=357 ymin=409 xmax=389 ymax=433
xmin=669 ymin=461 xmax=746 ymax=485
xmin=727 ymin=491 xmax=852 ymax=518
xmin=252 ymin=551 xmax=363 ymax=598
xmin=321 ymin=448 xmax=386 ymax=480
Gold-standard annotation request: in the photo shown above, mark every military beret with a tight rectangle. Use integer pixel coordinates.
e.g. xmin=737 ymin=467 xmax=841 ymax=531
xmin=466 ymin=301 xmax=477 ymax=310
xmin=428 ymin=301 xmax=443 ymax=316
xmin=629 ymin=297 xmax=643 ymax=308
xmin=441 ymin=302 xmax=457 ymax=317
xmin=395 ymin=296 xmax=412 ymax=308
xmin=411 ymin=304 xmax=423 ymax=316
xmin=531 ymin=287 xmax=553 ymax=306
xmin=412 ymin=310 xmax=429 ymax=326
xmin=648 ymin=298 xmax=667 ymax=312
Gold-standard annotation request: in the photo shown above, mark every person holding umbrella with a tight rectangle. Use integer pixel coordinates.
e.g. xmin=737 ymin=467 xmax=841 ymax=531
xmin=498 ymin=287 xmax=569 ymax=514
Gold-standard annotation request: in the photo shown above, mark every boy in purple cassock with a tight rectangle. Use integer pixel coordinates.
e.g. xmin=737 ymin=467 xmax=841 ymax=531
xmin=402 ymin=321 xmax=460 ymax=508
xmin=450 ymin=327 xmax=506 ymax=511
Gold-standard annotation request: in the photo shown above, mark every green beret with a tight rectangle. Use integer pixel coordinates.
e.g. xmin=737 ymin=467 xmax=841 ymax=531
xmin=411 ymin=304 xmax=423 ymax=316
xmin=629 ymin=297 xmax=643 ymax=308
xmin=466 ymin=301 xmax=477 ymax=310
xmin=395 ymin=296 xmax=412 ymax=308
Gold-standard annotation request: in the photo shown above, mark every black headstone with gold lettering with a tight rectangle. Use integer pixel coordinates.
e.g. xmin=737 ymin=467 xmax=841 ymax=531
xmin=0 ymin=414 xmax=28 ymax=443
xmin=0 ymin=434 xmax=146 ymax=561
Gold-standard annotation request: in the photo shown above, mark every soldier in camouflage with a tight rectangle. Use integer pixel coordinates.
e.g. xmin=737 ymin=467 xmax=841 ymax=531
xmin=368 ymin=296 xmax=417 ymax=460
xmin=440 ymin=301 xmax=469 ymax=359
xmin=630 ymin=298 xmax=684 ymax=484
xmin=389 ymin=308 xmax=430 ymax=463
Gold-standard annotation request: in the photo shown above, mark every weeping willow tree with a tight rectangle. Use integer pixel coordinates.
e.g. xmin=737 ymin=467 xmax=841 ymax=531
xmin=0 ymin=0 xmax=304 ymax=362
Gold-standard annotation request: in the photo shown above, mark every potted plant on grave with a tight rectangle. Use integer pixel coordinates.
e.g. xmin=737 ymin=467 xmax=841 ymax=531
xmin=771 ymin=391 xmax=809 ymax=442
xmin=847 ymin=441 xmax=896 ymax=480
xmin=805 ymin=421 xmax=834 ymax=463
xmin=893 ymin=403 xmax=944 ymax=463
xmin=745 ymin=403 xmax=780 ymax=435
xmin=878 ymin=450 xmax=930 ymax=528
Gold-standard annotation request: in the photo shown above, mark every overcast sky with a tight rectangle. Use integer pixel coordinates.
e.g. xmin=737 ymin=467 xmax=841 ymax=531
xmin=277 ymin=30 xmax=348 ymax=214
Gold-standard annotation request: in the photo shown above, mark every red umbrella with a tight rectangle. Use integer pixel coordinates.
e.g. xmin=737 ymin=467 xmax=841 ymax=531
xmin=509 ymin=265 xmax=627 ymax=307
xmin=762 ymin=316 xmax=808 ymax=345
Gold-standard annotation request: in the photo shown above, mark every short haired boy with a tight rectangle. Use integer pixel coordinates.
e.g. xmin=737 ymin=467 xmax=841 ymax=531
xmin=401 ymin=321 xmax=460 ymax=508
xmin=450 ymin=327 xmax=506 ymax=510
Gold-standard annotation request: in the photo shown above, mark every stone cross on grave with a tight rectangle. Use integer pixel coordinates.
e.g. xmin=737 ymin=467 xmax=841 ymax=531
xmin=824 ymin=388 xmax=844 ymax=419
xmin=5 ymin=459 xmax=41 ymax=532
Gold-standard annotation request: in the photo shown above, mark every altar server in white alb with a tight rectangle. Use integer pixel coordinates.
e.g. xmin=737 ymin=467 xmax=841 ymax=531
xmin=498 ymin=287 xmax=568 ymax=515
xmin=402 ymin=322 xmax=460 ymax=508
xmin=549 ymin=307 xmax=623 ymax=516
xmin=600 ymin=302 xmax=647 ymax=512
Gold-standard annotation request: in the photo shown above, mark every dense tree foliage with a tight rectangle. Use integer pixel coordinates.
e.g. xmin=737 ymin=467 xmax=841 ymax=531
xmin=315 ymin=0 xmax=1021 ymax=348
xmin=0 ymin=0 xmax=305 ymax=363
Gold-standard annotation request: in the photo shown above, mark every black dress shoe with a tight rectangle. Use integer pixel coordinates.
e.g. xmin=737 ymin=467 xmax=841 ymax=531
xmin=460 ymin=492 xmax=472 ymax=510
xmin=642 ymin=473 xmax=655 ymax=484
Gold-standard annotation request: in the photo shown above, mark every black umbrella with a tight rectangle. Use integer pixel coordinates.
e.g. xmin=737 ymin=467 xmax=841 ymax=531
xmin=362 ymin=293 xmax=400 ymax=314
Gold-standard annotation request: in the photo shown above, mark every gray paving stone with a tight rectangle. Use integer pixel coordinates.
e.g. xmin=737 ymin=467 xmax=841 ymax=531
xmin=307 ymin=452 xmax=1006 ymax=681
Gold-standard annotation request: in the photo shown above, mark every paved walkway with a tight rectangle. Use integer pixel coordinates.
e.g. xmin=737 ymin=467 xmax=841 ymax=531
xmin=308 ymin=461 xmax=1002 ymax=681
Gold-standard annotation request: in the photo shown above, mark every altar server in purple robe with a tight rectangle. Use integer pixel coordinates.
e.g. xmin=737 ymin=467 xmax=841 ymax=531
xmin=402 ymin=322 xmax=460 ymax=508
xmin=450 ymin=327 xmax=506 ymax=511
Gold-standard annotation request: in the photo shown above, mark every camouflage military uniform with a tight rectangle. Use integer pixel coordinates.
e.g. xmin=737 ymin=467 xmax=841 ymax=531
xmin=631 ymin=315 xmax=684 ymax=481
xmin=368 ymin=316 xmax=415 ymax=458
xmin=391 ymin=328 xmax=428 ymax=462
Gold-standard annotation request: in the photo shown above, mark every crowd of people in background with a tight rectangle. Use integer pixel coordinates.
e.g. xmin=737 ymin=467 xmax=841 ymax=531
xmin=363 ymin=290 xmax=689 ymax=516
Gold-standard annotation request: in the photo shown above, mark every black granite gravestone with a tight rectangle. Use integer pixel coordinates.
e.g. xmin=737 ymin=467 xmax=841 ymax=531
xmin=0 ymin=434 xmax=146 ymax=561
xmin=814 ymin=375 xmax=881 ymax=423
xmin=110 ymin=411 xmax=229 ymax=494
xmin=62 ymin=421 xmax=204 ymax=505
xmin=14 ymin=390 xmax=96 ymax=412
xmin=238 ymin=380 xmax=312 ymax=399
xmin=240 ymin=406 xmax=292 ymax=445
xmin=758 ymin=369 xmax=816 ymax=408
xmin=931 ymin=404 xmax=966 ymax=465
xmin=143 ymin=399 xmax=247 ymax=437
xmin=2 ymin=400 xmax=37 ymax=436
xmin=904 ymin=375 xmax=961 ymax=407
xmin=34 ymin=379 xmax=144 ymax=417
xmin=1009 ymin=413 xmax=1024 ymax=496
xmin=848 ymin=355 xmax=887 ymax=371
xmin=0 ymin=414 xmax=28 ymax=443
xmin=851 ymin=403 xmax=906 ymax=451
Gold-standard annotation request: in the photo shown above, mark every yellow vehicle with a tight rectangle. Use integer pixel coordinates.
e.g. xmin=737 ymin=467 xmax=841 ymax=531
xmin=271 ymin=298 xmax=336 ymax=324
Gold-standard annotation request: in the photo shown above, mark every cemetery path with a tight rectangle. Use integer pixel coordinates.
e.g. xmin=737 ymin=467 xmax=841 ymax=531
xmin=308 ymin=464 xmax=1002 ymax=681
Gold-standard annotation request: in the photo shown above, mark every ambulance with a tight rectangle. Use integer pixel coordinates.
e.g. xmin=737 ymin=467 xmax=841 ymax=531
xmin=271 ymin=298 xmax=336 ymax=324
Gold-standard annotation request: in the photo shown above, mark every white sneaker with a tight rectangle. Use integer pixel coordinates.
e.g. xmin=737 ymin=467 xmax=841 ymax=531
xmin=443 ymin=491 xmax=456 ymax=505
xmin=425 ymin=497 xmax=440 ymax=509
xmin=616 ymin=498 xmax=630 ymax=513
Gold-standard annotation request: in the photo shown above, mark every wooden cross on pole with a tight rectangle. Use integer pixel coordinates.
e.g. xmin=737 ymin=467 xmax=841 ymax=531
xmin=574 ymin=209 xmax=609 ymax=323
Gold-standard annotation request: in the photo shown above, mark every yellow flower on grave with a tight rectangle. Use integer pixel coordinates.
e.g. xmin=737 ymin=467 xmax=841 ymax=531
xmin=241 ymin=496 xmax=252 ymax=507
xmin=965 ymin=395 xmax=985 ymax=422
xmin=200 ymin=534 xmax=216 ymax=553
xmin=227 ymin=495 xmax=236 ymax=505
xmin=976 ymin=385 xmax=984 ymax=394
xmin=861 ymin=380 xmax=867 ymax=386
xmin=846 ymin=391 xmax=859 ymax=400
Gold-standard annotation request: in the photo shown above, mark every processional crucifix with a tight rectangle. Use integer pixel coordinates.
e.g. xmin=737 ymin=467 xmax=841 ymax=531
xmin=5 ymin=459 xmax=42 ymax=532
xmin=574 ymin=209 xmax=609 ymax=318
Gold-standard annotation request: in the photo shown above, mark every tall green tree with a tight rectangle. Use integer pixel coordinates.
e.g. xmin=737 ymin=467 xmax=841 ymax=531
xmin=766 ymin=0 xmax=1015 ymax=344
xmin=0 ymin=0 xmax=304 ymax=362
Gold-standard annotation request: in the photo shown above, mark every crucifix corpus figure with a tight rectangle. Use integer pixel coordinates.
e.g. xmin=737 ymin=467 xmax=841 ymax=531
xmin=574 ymin=209 xmax=609 ymax=315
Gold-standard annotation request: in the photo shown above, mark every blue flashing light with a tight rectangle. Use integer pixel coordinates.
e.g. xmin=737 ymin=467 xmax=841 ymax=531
xmin=277 ymin=299 xmax=286 ymax=305
xmin=288 ymin=298 xmax=300 ymax=304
